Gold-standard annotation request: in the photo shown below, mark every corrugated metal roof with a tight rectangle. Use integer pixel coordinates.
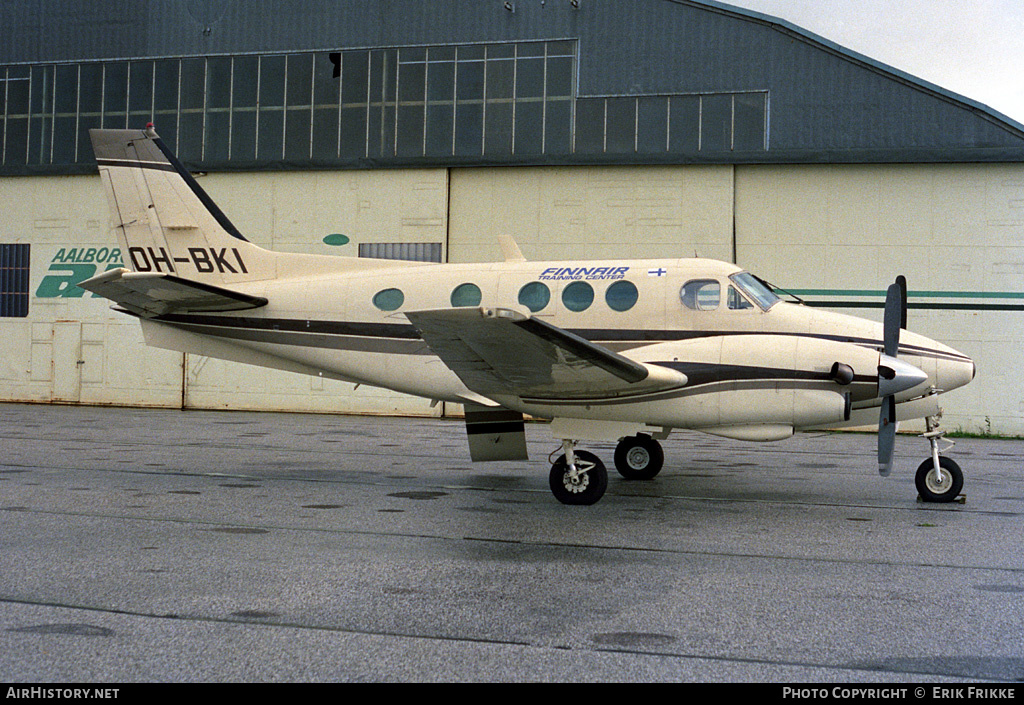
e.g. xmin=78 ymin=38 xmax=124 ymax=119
xmin=1 ymin=0 xmax=1021 ymax=168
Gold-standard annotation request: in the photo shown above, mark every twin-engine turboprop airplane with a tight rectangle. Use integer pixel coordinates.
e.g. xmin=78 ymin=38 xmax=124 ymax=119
xmin=81 ymin=127 xmax=976 ymax=505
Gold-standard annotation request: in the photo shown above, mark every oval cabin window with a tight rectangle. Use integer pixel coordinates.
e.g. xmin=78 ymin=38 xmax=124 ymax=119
xmin=518 ymin=282 xmax=551 ymax=313
xmin=372 ymin=288 xmax=405 ymax=311
xmin=450 ymin=282 xmax=482 ymax=307
xmin=606 ymin=280 xmax=639 ymax=312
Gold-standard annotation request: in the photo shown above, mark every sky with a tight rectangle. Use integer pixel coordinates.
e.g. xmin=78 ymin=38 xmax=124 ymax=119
xmin=724 ymin=0 xmax=1024 ymax=125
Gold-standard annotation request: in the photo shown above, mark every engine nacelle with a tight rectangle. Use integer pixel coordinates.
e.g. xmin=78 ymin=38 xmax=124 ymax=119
xmin=619 ymin=334 xmax=870 ymax=435
xmin=694 ymin=387 xmax=850 ymax=439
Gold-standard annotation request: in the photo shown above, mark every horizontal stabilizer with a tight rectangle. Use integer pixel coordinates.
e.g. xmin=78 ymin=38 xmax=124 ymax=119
xmin=79 ymin=268 xmax=268 ymax=317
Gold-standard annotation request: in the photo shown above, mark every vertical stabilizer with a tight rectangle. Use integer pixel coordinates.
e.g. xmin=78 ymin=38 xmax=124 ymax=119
xmin=90 ymin=127 xmax=277 ymax=284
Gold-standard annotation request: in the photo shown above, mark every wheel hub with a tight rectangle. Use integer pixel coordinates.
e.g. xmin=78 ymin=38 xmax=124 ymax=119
xmin=626 ymin=447 xmax=650 ymax=470
xmin=925 ymin=468 xmax=953 ymax=494
xmin=561 ymin=463 xmax=593 ymax=495
xmin=563 ymin=468 xmax=590 ymax=493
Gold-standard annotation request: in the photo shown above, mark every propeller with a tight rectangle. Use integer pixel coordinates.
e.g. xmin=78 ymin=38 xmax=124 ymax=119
xmin=877 ymin=275 xmax=926 ymax=476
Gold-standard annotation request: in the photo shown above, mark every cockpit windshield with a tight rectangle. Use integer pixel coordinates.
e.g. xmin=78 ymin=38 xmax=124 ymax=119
xmin=729 ymin=272 xmax=781 ymax=311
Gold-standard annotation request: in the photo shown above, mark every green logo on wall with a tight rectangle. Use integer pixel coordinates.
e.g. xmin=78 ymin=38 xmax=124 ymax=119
xmin=35 ymin=247 xmax=124 ymax=298
xmin=322 ymin=233 xmax=350 ymax=246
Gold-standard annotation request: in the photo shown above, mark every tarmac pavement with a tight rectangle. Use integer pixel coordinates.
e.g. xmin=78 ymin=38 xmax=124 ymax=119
xmin=1 ymin=402 xmax=1022 ymax=683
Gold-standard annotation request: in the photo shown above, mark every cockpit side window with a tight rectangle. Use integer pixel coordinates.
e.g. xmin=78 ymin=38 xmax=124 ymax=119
xmin=727 ymin=285 xmax=754 ymax=310
xmin=680 ymin=279 xmax=720 ymax=311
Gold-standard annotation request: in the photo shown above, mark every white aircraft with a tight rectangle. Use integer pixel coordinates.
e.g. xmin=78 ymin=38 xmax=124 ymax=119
xmin=81 ymin=127 xmax=976 ymax=506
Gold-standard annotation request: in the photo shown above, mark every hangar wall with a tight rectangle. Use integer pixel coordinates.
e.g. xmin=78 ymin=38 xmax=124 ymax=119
xmin=3 ymin=162 xmax=1022 ymax=434
xmin=0 ymin=175 xmax=184 ymax=408
xmin=0 ymin=168 xmax=449 ymax=417
xmin=447 ymin=165 xmax=735 ymax=263
xmin=735 ymin=163 xmax=1024 ymax=435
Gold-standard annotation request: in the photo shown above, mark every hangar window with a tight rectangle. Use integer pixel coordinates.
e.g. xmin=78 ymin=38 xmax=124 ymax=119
xmin=573 ymin=91 xmax=767 ymax=156
xmin=372 ymin=288 xmax=405 ymax=312
xmin=518 ymin=281 xmax=550 ymax=313
xmin=680 ymin=279 xmax=720 ymax=311
xmin=0 ymin=40 xmax=580 ymax=173
xmin=0 ymin=243 xmax=30 ymax=317
xmin=0 ymin=41 xmax=769 ymax=174
xmin=606 ymin=280 xmax=639 ymax=312
xmin=562 ymin=281 xmax=594 ymax=312
xmin=450 ymin=282 xmax=482 ymax=307
xmin=358 ymin=242 xmax=443 ymax=263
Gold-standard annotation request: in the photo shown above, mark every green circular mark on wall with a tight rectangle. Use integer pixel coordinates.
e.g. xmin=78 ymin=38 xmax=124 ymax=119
xmin=323 ymin=234 xmax=350 ymax=246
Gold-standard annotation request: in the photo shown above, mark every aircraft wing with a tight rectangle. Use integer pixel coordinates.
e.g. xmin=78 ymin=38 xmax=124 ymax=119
xmin=79 ymin=268 xmax=268 ymax=317
xmin=406 ymin=307 xmax=687 ymax=400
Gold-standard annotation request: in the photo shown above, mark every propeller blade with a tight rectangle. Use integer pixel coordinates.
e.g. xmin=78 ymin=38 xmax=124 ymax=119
xmin=883 ymin=281 xmax=903 ymax=358
xmin=878 ymin=277 xmax=907 ymax=477
xmin=877 ymin=395 xmax=897 ymax=476
xmin=896 ymin=275 xmax=907 ymax=330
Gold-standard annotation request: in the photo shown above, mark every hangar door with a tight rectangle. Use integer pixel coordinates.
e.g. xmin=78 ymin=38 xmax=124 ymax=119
xmin=446 ymin=166 xmax=735 ymax=263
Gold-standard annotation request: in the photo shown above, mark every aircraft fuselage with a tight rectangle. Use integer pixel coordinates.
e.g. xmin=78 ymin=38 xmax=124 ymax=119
xmin=137 ymin=256 xmax=974 ymax=441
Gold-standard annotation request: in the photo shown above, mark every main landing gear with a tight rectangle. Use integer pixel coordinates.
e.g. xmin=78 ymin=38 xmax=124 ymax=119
xmin=548 ymin=434 xmax=665 ymax=505
xmin=613 ymin=433 xmax=665 ymax=481
xmin=915 ymin=415 xmax=963 ymax=503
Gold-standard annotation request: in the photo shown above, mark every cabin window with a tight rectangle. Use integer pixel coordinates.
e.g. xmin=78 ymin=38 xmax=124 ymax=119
xmin=562 ymin=281 xmax=594 ymax=312
xmin=372 ymin=288 xmax=405 ymax=311
xmin=680 ymin=279 xmax=720 ymax=311
xmin=518 ymin=281 xmax=550 ymax=313
xmin=450 ymin=282 xmax=482 ymax=307
xmin=606 ymin=280 xmax=639 ymax=312
xmin=727 ymin=285 xmax=754 ymax=310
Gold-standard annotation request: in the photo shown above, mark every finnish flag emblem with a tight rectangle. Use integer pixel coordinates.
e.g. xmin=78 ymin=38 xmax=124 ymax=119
xmin=647 ymin=267 xmax=667 ymax=277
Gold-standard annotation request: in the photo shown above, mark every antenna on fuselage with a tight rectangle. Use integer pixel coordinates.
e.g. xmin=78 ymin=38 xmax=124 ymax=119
xmin=498 ymin=234 xmax=527 ymax=262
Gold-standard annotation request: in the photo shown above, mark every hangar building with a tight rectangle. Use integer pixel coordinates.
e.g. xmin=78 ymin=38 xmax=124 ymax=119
xmin=2 ymin=0 xmax=1023 ymax=434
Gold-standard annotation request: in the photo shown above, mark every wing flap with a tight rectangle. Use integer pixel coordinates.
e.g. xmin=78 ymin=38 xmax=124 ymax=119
xmin=406 ymin=307 xmax=686 ymax=400
xmin=79 ymin=268 xmax=268 ymax=317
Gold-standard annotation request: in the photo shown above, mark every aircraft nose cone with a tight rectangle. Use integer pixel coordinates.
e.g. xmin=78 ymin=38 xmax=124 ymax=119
xmin=938 ymin=353 xmax=976 ymax=393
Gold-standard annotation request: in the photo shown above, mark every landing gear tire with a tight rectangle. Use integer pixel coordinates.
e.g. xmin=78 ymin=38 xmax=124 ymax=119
xmin=915 ymin=456 xmax=963 ymax=503
xmin=613 ymin=434 xmax=664 ymax=481
xmin=549 ymin=450 xmax=608 ymax=505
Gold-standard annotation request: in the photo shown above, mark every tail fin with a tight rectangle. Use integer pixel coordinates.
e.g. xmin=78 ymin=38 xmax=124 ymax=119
xmin=90 ymin=127 xmax=276 ymax=284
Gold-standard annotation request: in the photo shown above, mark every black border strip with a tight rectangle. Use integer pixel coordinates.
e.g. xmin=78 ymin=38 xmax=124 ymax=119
xmin=465 ymin=421 xmax=526 ymax=436
xmin=154 ymin=274 xmax=268 ymax=309
xmin=149 ymin=136 xmax=249 ymax=242
xmin=96 ymin=158 xmax=176 ymax=173
xmin=146 ymin=312 xmax=971 ymax=362
xmin=522 ymin=378 xmax=844 ymax=407
xmin=152 ymin=312 xmax=421 ymax=339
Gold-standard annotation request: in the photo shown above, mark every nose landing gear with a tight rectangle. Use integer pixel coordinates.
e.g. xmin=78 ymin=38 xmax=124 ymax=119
xmin=549 ymin=440 xmax=608 ymax=505
xmin=915 ymin=415 xmax=964 ymax=503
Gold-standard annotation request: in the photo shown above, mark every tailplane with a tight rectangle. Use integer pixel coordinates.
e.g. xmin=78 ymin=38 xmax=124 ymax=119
xmin=90 ymin=126 xmax=278 ymax=285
